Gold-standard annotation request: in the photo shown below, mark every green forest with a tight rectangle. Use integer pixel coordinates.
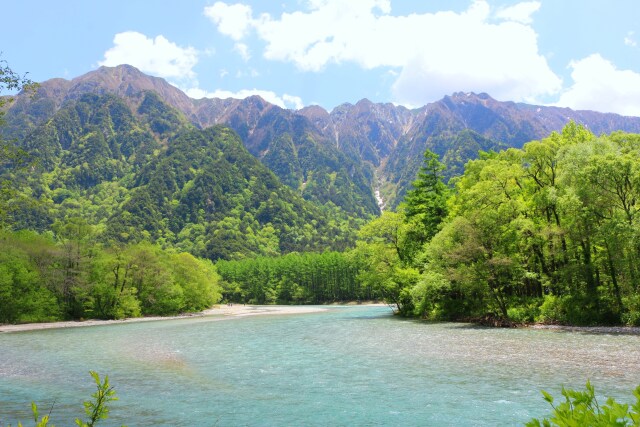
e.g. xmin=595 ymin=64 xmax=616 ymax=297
xmin=216 ymin=123 xmax=640 ymax=326
xmin=373 ymin=122 xmax=640 ymax=325
xmin=2 ymin=59 xmax=640 ymax=327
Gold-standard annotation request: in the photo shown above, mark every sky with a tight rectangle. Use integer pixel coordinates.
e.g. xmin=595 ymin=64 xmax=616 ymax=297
xmin=4 ymin=0 xmax=640 ymax=115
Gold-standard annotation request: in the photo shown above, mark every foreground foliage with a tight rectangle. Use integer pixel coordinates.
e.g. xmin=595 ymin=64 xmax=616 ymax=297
xmin=527 ymin=382 xmax=640 ymax=427
xmin=6 ymin=372 xmax=121 ymax=427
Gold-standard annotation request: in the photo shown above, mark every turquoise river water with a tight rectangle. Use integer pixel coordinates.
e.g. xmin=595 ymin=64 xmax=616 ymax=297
xmin=1 ymin=305 xmax=640 ymax=426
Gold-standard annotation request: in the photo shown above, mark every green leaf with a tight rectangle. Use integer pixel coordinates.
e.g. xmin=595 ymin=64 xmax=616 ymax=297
xmin=31 ymin=401 xmax=39 ymax=422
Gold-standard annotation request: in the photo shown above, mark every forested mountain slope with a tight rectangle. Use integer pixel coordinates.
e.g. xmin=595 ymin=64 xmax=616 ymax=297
xmin=3 ymin=65 xmax=378 ymax=217
xmin=6 ymin=65 xmax=640 ymax=212
xmin=1 ymin=92 xmax=360 ymax=260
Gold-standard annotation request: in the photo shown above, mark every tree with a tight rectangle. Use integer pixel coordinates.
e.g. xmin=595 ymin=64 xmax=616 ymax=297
xmin=171 ymin=252 xmax=221 ymax=311
xmin=351 ymin=211 xmax=419 ymax=314
xmin=0 ymin=57 xmax=38 ymax=226
xmin=52 ymin=217 xmax=96 ymax=318
xmin=402 ymin=149 xmax=450 ymax=263
xmin=0 ymin=57 xmax=37 ymax=117
xmin=0 ymin=238 xmax=59 ymax=323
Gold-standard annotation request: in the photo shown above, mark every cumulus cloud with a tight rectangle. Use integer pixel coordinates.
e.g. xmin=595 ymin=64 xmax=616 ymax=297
xmin=185 ymin=87 xmax=304 ymax=110
xmin=99 ymin=30 xmax=303 ymax=110
xmin=204 ymin=2 xmax=254 ymax=41
xmin=99 ymin=31 xmax=199 ymax=80
xmin=495 ymin=1 xmax=540 ymax=25
xmin=205 ymin=0 xmax=561 ymax=106
xmin=391 ymin=2 xmax=559 ymax=106
xmin=555 ymin=54 xmax=640 ymax=116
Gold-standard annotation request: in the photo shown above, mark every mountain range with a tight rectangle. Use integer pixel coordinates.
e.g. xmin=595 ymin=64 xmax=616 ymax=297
xmin=5 ymin=64 xmax=640 ymax=220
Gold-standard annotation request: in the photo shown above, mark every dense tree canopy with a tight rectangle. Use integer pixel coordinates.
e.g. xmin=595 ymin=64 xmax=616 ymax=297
xmin=0 ymin=228 xmax=221 ymax=323
xmin=404 ymin=123 xmax=640 ymax=325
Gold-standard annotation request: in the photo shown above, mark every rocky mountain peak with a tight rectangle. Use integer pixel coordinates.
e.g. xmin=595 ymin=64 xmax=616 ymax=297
xmin=298 ymin=105 xmax=330 ymax=119
xmin=242 ymin=94 xmax=273 ymax=112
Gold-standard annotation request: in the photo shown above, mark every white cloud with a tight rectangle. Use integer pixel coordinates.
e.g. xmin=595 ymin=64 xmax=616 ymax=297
xmin=204 ymin=2 xmax=254 ymax=41
xmin=234 ymin=42 xmax=251 ymax=61
xmin=555 ymin=54 xmax=640 ymax=116
xmin=205 ymin=0 xmax=561 ymax=106
xmin=99 ymin=31 xmax=199 ymax=80
xmin=495 ymin=1 xmax=540 ymax=25
xmin=185 ymin=87 xmax=304 ymax=110
xmin=255 ymin=0 xmax=398 ymax=71
xmin=282 ymin=94 xmax=304 ymax=109
xmin=99 ymin=30 xmax=304 ymax=110
xmin=391 ymin=2 xmax=559 ymax=106
xmin=625 ymin=31 xmax=637 ymax=47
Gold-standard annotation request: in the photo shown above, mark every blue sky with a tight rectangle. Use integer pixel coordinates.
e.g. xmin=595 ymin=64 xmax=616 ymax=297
xmin=4 ymin=1 xmax=640 ymax=115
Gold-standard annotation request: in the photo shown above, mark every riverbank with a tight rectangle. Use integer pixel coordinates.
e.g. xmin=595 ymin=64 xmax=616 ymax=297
xmin=5 ymin=304 xmax=636 ymax=335
xmin=460 ymin=313 xmax=640 ymax=334
xmin=0 ymin=304 xmax=328 ymax=333
xmin=528 ymin=323 xmax=640 ymax=335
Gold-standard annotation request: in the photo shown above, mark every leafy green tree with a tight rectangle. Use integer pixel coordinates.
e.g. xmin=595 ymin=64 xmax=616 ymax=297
xmin=51 ymin=217 xmax=96 ymax=318
xmin=171 ymin=252 xmax=221 ymax=311
xmin=0 ymin=240 xmax=59 ymax=323
xmin=350 ymin=211 xmax=418 ymax=314
xmin=86 ymin=246 xmax=141 ymax=320
xmin=402 ymin=149 xmax=450 ymax=261
xmin=126 ymin=242 xmax=182 ymax=315
xmin=0 ymin=57 xmax=37 ymax=226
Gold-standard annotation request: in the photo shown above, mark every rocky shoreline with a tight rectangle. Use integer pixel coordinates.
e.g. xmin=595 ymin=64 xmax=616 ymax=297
xmin=460 ymin=313 xmax=640 ymax=334
xmin=528 ymin=323 xmax=640 ymax=335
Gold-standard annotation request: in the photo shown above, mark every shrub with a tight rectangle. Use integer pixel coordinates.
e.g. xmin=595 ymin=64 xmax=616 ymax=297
xmin=507 ymin=301 xmax=540 ymax=324
xmin=622 ymin=295 xmax=640 ymax=326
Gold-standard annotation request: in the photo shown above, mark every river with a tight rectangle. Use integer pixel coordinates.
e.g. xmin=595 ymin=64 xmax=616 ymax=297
xmin=1 ymin=305 xmax=639 ymax=426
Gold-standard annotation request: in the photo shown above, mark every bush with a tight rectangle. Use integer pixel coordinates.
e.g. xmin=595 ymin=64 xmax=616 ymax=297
xmin=622 ymin=295 xmax=640 ymax=326
xmin=507 ymin=302 xmax=540 ymax=324
xmin=537 ymin=294 xmax=601 ymax=326
xmin=411 ymin=270 xmax=451 ymax=319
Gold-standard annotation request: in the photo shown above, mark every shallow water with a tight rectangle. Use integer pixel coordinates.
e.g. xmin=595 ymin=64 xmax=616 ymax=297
xmin=1 ymin=306 xmax=639 ymax=426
